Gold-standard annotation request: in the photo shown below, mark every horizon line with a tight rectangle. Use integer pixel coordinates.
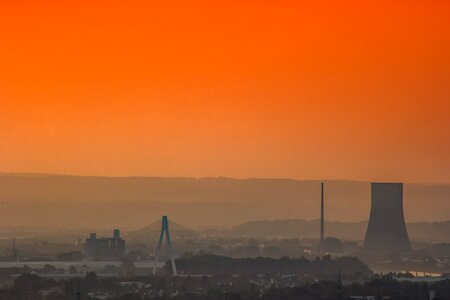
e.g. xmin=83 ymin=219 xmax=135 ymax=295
xmin=0 ymin=171 xmax=449 ymax=186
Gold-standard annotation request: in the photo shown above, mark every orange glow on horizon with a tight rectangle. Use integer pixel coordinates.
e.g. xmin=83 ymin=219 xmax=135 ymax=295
xmin=1 ymin=0 xmax=449 ymax=183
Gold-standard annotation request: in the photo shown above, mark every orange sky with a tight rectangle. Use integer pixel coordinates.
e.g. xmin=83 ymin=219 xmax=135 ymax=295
xmin=1 ymin=0 xmax=449 ymax=183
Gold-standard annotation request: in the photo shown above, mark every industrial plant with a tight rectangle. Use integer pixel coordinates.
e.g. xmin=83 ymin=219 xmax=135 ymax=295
xmin=85 ymin=229 xmax=126 ymax=260
xmin=364 ymin=183 xmax=412 ymax=253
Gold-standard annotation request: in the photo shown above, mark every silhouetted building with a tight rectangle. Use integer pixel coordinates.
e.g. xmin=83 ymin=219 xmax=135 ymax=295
xmin=364 ymin=183 xmax=411 ymax=253
xmin=85 ymin=229 xmax=126 ymax=260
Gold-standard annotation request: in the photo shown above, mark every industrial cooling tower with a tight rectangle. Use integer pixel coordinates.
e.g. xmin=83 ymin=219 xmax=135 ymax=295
xmin=363 ymin=183 xmax=411 ymax=253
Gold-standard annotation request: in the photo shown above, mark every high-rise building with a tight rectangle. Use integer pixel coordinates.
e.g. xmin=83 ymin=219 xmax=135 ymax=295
xmin=363 ymin=183 xmax=411 ymax=253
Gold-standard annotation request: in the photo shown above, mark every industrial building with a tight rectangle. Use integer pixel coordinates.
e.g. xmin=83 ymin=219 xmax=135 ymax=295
xmin=364 ymin=183 xmax=411 ymax=253
xmin=85 ymin=229 xmax=126 ymax=260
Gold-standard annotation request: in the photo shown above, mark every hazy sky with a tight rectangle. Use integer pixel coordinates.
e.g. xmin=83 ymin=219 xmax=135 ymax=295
xmin=1 ymin=0 xmax=449 ymax=183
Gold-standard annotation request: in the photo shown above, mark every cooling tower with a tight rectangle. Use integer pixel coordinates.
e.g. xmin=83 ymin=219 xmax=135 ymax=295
xmin=363 ymin=183 xmax=411 ymax=253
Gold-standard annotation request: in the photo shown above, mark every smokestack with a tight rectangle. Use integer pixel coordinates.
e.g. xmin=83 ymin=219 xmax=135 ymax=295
xmin=320 ymin=182 xmax=324 ymax=253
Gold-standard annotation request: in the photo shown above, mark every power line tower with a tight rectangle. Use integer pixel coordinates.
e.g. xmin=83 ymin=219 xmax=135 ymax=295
xmin=153 ymin=216 xmax=178 ymax=276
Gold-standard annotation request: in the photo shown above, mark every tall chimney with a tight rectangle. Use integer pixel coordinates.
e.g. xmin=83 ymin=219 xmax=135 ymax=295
xmin=320 ymin=182 xmax=325 ymax=253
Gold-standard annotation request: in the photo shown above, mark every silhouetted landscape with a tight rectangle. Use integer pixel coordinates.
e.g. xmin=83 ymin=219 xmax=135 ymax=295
xmin=0 ymin=174 xmax=448 ymax=300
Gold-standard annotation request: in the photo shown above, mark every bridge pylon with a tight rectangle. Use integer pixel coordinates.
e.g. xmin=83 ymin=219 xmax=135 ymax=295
xmin=153 ymin=215 xmax=177 ymax=276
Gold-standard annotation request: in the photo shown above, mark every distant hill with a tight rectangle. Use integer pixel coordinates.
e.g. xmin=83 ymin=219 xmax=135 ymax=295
xmin=0 ymin=173 xmax=448 ymax=229
xmin=232 ymin=219 xmax=450 ymax=242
